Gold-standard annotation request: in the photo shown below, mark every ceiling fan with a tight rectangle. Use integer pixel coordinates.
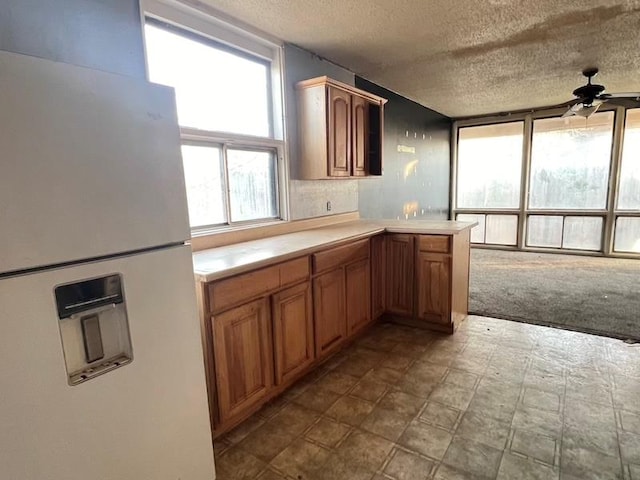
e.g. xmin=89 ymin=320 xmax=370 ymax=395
xmin=560 ymin=68 xmax=640 ymax=118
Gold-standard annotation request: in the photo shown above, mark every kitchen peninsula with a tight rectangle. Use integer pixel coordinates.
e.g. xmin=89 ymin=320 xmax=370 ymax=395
xmin=192 ymin=218 xmax=476 ymax=436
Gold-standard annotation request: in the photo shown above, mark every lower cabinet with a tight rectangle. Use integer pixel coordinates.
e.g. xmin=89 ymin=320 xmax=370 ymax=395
xmin=201 ymin=231 xmax=470 ymax=436
xmin=416 ymin=252 xmax=451 ymax=324
xmin=272 ymin=282 xmax=314 ymax=386
xmin=313 ymin=268 xmax=347 ymax=358
xmin=212 ymin=298 xmax=273 ymax=424
xmin=371 ymin=235 xmax=386 ymax=319
xmin=346 ymin=258 xmax=371 ymax=334
xmin=385 ymin=234 xmax=415 ymax=316
xmin=385 ymin=233 xmax=469 ymax=332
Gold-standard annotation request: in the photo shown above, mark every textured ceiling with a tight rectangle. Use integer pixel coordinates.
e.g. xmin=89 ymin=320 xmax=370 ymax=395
xmin=196 ymin=0 xmax=640 ymax=118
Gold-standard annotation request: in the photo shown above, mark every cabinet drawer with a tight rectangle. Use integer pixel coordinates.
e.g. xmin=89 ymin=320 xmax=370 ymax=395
xmin=279 ymin=257 xmax=310 ymax=288
xmin=313 ymin=239 xmax=369 ymax=273
xmin=418 ymin=235 xmax=451 ymax=253
xmin=209 ymin=257 xmax=310 ymax=312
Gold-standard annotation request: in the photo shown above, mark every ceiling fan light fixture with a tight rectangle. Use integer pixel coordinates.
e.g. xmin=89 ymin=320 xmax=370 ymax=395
xmin=575 ymin=104 xmax=600 ymax=118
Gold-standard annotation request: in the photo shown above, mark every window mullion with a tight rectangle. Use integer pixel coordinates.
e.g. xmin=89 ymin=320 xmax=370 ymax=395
xmin=220 ymin=144 xmax=233 ymax=225
xmin=603 ymin=106 xmax=626 ymax=255
xmin=518 ymin=114 xmax=533 ymax=249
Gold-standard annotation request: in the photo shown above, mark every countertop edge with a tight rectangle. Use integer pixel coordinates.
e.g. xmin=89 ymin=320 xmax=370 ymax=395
xmin=193 ymin=221 xmax=477 ymax=283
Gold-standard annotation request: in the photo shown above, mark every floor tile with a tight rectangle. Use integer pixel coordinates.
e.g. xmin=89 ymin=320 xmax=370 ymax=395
xmin=522 ymin=388 xmax=561 ymax=412
xmin=398 ymin=421 xmax=453 ymax=460
xmin=363 ymin=366 xmax=404 ymax=385
xmin=378 ymin=390 xmax=425 ymax=417
xmin=456 ymin=410 xmax=511 ymax=449
xmin=305 ymin=417 xmax=351 ymax=448
xmin=561 ymin=446 xmax=623 ymax=480
xmin=350 ymin=378 xmax=388 ymax=403
xmin=620 ymin=410 xmax=640 ymax=435
xmin=336 ymin=429 xmax=394 ymax=471
xmin=419 ymin=402 xmax=461 ymax=431
xmin=511 ymin=429 xmax=556 ymax=465
xmin=512 ymin=405 xmax=563 ymax=437
xmin=562 ymin=425 xmax=619 ymax=458
xmin=613 ymin=384 xmax=640 ymax=414
xmin=361 ymin=406 xmax=412 ymax=442
xmin=216 ymin=446 xmax=267 ymax=480
xmin=432 ymin=463 xmax=477 ymax=479
xmin=443 ymin=369 xmax=478 ymax=389
xmin=308 ymin=452 xmax=374 ymax=480
xmin=292 ymin=384 xmax=342 ymax=413
xmin=619 ymin=431 xmax=640 ymax=464
xmin=316 ymin=371 xmax=359 ymax=395
xmin=564 ymin=398 xmax=617 ymax=432
xmin=422 ymin=348 xmax=458 ymax=367
xmin=497 ymin=452 xmax=559 ymax=480
xmin=270 ymin=439 xmax=330 ymax=478
xmin=237 ymin=420 xmax=298 ymax=462
xmin=429 ymin=383 xmax=475 ymax=410
xmin=381 ymin=354 xmax=414 ymax=372
xmin=256 ymin=469 xmax=286 ymax=480
xmin=630 ymin=464 xmax=640 ymax=480
xmin=383 ymin=448 xmax=433 ymax=480
xmin=441 ymin=436 xmax=503 ymax=479
xmin=325 ymin=395 xmax=375 ymax=426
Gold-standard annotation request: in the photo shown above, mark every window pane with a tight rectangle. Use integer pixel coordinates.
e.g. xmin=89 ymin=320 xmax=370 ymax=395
xmin=527 ymin=215 xmax=562 ymax=248
xmin=456 ymin=214 xmax=486 ymax=243
xmin=563 ymin=216 xmax=602 ymax=250
xmin=485 ymin=214 xmax=517 ymax=245
xmin=227 ymin=149 xmax=278 ymax=222
xmin=614 ymin=217 xmax=640 ymax=253
xmin=181 ymin=145 xmax=225 ymax=227
xmin=145 ymin=23 xmax=270 ymax=137
xmin=530 ymin=112 xmax=614 ymax=209
xmin=618 ymin=109 xmax=640 ymax=209
xmin=457 ymin=122 xmax=523 ymax=208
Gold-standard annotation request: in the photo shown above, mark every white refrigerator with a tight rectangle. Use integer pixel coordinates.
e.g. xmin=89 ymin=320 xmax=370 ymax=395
xmin=0 ymin=51 xmax=215 ymax=479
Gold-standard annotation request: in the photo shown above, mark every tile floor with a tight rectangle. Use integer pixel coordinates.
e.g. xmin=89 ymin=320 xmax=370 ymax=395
xmin=213 ymin=316 xmax=640 ymax=480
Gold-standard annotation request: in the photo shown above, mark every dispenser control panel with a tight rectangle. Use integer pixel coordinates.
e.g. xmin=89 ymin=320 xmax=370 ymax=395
xmin=55 ymin=274 xmax=133 ymax=385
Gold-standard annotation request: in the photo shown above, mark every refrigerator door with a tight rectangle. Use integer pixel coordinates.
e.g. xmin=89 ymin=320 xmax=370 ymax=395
xmin=0 ymin=51 xmax=191 ymax=275
xmin=0 ymin=245 xmax=215 ymax=480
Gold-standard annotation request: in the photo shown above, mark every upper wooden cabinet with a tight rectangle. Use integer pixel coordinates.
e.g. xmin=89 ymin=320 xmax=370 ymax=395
xmin=297 ymin=77 xmax=387 ymax=179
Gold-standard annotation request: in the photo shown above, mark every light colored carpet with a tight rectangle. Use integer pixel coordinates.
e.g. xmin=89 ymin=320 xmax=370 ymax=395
xmin=469 ymin=248 xmax=640 ymax=340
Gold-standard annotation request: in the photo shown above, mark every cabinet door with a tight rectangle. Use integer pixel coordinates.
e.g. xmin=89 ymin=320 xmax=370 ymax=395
xmin=346 ymin=258 xmax=371 ymax=334
xmin=327 ymin=87 xmax=351 ymax=177
xmin=371 ymin=235 xmax=386 ymax=318
xmin=385 ymin=234 xmax=415 ymax=316
xmin=417 ymin=252 xmax=451 ymax=324
xmin=212 ymin=298 xmax=273 ymax=423
xmin=351 ymin=95 xmax=368 ymax=176
xmin=272 ymin=282 xmax=314 ymax=386
xmin=313 ymin=268 xmax=347 ymax=357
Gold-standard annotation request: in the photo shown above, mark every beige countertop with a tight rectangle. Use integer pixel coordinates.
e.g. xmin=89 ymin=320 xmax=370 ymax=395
xmin=192 ymin=219 xmax=476 ymax=282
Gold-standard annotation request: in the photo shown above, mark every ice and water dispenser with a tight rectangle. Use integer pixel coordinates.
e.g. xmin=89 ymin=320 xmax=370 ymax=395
xmin=55 ymin=274 xmax=133 ymax=385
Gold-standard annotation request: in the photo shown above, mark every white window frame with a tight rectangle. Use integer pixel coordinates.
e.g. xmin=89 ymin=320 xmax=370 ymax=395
xmin=141 ymin=0 xmax=289 ymax=235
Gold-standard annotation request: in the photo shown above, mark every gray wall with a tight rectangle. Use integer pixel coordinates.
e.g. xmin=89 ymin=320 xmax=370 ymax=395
xmin=283 ymin=44 xmax=359 ymax=220
xmin=356 ymin=77 xmax=452 ymax=220
xmin=0 ymin=0 xmax=146 ymax=78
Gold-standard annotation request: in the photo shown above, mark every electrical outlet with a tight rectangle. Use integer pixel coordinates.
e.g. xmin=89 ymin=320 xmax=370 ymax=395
xmin=326 ymin=201 xmax=332 ymax=211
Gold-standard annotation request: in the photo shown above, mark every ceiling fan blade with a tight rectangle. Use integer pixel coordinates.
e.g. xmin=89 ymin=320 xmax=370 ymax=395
xmin=562 ymin=102 xmax=584 ymax=117
xmin=599 ymin=92 xmax=640 ymax=99
xmin=602 ymin=97 xmax=640 ymax=109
